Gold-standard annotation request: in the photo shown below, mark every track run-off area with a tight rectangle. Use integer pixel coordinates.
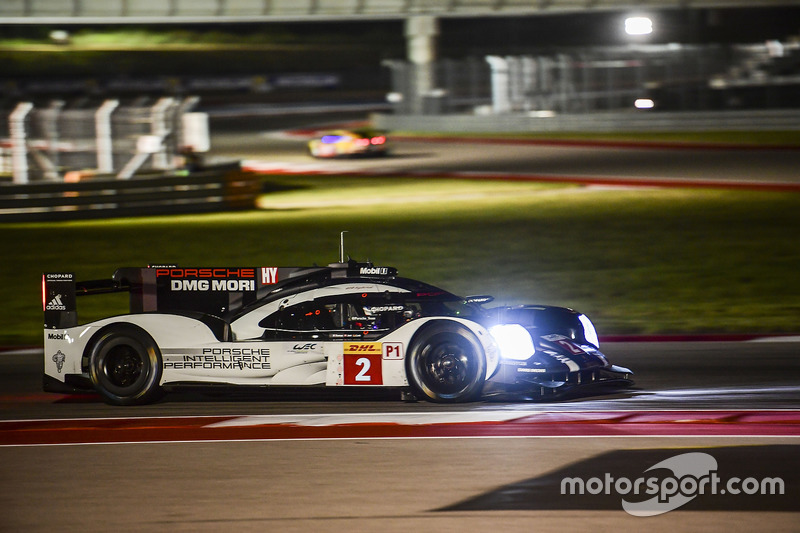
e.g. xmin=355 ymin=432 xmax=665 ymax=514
xmin=1 ymin=341 xmax=799 ymax=531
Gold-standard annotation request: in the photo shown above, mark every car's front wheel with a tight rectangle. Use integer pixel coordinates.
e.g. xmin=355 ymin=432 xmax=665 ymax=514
xmin=88 ymin=324 xmax=163 ymax=405
xmin=406 ymin=322 xmax=486 ymax=403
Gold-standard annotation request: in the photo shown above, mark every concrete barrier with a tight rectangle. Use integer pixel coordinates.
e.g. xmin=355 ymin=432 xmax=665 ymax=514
xmin=0 ymin=163 xmax=260 ymax=222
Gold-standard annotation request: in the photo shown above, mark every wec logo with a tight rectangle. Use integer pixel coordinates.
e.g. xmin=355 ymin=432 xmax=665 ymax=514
xmin=561 ymin=452 xmax=785 ymax=516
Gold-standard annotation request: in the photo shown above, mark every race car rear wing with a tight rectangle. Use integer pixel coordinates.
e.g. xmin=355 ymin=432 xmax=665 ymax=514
xmin=43 ymin=273 xmax=131 ymax=329
xmin=43 ymin=273 xmax=78 ymax=329
xmin=43 ymin=267 xmax=269 ymax=330
xmin=43 ymin=261 xmax=398 ymax=329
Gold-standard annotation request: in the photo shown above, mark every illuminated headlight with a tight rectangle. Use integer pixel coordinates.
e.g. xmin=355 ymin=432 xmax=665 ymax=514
xmin=489 ymin=324 xmax=535 ymax=361
xmin=578 ymin=314 xmax=600 ymax=348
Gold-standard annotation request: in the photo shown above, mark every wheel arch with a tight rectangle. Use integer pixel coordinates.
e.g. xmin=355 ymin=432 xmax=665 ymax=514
xmin=81 ymin=321 xmax=158 ymax=374
xmin=84 ymin=321 xmax=165 ymax=405
xmin=406 ymin=317 xmax=498 ymax=379
xmin=406 ymin=318 xmax=473 ymax=349
xmin=405 ymin=318 xmax=488 ymax=403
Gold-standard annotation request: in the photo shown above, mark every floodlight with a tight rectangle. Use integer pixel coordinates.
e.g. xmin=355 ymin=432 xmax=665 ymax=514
xmin=625 ymin=17 xmax=653 ymax=36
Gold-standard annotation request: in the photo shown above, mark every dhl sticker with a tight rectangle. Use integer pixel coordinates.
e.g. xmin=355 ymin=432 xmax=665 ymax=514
xmin=344 ymin=342 xmax=382 ymax=355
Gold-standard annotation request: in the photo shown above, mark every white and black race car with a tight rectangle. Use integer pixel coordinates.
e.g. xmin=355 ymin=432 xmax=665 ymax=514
xmin=43 ymin=260 xmax=632 ymax=405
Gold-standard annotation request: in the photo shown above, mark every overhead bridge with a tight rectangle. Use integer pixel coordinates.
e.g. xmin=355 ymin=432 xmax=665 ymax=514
xmin=1 ymin=0 xmax=798 ymax=23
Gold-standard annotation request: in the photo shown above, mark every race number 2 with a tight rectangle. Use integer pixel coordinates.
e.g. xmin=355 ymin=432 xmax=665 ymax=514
xmin=343 ymin=343 xmax=383 ymax=385
xmin=344 ymin=354 xmax=382 ymax=385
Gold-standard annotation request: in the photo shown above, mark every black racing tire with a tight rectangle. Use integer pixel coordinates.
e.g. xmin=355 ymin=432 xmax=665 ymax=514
xmin=406 ymin=322 xmax=486 ymax=403
xmin=88 ymin=324 xmax=163 ymax=406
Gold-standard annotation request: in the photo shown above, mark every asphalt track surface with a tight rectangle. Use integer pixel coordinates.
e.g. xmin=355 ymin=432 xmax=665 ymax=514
xmin=2 ymin=342 xmax=799 ymax=531
xmin=2 ymin=117 xmax=799 ymax=531
xmin=208 ymin=113 xmax=800 ymax=189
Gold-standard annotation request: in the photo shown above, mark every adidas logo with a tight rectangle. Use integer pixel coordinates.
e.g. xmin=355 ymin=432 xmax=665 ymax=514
xmin=46 ymin=294 xmax=67 ymax=311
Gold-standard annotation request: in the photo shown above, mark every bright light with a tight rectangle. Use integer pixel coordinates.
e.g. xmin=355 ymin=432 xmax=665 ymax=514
xmin=386 ymin=92 xmax=403 ymax=103
xmin=489 ymin=324 xmax=535 ymax=361
xmin=49 ymin=30 xmax=70 ymax=44
xmin=625 ymin=16 xmax=653 ymax=36
xmin=634 ymin=98 xmax=655 ymax=109
xmin=370 ymin=136 xmax=386 ymax=145
xmin=578 ymin=314 xmax=600 ymax=348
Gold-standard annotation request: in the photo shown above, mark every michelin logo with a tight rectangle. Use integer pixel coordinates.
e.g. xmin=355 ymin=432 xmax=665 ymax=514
xmin=52 ymin=350 xmax=67 ymax=373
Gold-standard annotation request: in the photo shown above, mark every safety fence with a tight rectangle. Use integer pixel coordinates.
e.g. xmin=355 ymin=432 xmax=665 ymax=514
xmin=387 ymin=42 xmax=800 ymax=116
xmin=0 ymin=97 xmax=207 ymax=184
xmin=0 ymin=163 xmax=259 ymax=222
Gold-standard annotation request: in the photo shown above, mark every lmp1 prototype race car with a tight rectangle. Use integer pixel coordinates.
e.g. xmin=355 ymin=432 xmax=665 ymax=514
xmin=307 ymin=128 xmax=389 ymax=158
xmin=43 ymin=259 xmax=632 ymax=405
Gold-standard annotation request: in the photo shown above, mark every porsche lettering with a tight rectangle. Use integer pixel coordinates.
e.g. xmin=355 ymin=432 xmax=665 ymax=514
xmin=156 ymin=268 xmax=255 ymax=279
xmin=201 ymin=348 xmax=270 ymax=356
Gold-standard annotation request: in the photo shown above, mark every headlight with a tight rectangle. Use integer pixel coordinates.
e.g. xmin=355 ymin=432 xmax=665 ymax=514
xmin=578 ymin=313 xmax=600 ymax=348
xmin=489 ymin=324 xmax=535 ymax=361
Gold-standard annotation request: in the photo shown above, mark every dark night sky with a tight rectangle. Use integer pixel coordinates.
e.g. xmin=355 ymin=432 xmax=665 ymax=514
xmin=3 ymin=6 xmax=797 ymax=50
xmin=439 ymin=7 xmax=800 ymax=52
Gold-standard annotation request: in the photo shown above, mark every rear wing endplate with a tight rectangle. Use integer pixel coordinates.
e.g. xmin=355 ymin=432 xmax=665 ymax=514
xmin=43 ymin=273 xmax=131 ymax=329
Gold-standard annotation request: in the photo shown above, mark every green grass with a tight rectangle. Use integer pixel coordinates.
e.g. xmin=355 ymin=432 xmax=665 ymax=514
xmin=0 ymin=27 xmax=403 ymax=77
xmin=2 ymin=175 xmax=799 ymax=345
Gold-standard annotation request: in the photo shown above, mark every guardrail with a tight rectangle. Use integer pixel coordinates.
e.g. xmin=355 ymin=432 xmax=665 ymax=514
xmin=0 ymin=164 xmax=260 ymax=222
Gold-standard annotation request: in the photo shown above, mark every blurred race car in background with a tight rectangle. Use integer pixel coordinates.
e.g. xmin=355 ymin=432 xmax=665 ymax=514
xmin=307 ymin=128 xmax=389 ymax=158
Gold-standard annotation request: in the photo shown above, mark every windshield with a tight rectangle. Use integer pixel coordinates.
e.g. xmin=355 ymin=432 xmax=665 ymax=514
xmin=387 ymin=277 xmax=486 ymax=320
xmin=406 ymin=297 xmax=483 ymax=320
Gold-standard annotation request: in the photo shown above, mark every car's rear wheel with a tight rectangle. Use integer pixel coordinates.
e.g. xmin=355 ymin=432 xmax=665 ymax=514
xmin=406 ymin=322 xmax=486 ymax=402
xmin=88 ymin=324 xmax=163 ymax=405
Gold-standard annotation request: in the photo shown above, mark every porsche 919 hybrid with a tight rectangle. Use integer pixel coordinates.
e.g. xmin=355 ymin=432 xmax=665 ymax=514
xmin=43 ymin=260 xmax=632 ymax=405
